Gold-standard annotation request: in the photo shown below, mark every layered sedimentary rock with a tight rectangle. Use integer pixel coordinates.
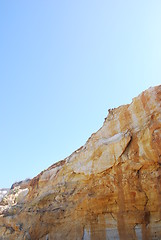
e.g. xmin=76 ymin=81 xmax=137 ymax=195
xmin=0 ymin=85 xmax=161 ymax=240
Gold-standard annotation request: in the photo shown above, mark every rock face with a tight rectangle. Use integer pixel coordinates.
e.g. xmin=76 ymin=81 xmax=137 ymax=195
xmin=0 ymin=85 xmax=161 ymax=240
xmin=0 ymin=189 xmax=9 ymax=202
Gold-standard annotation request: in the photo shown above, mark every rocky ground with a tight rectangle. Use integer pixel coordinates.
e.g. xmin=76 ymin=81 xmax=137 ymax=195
xmin=0 ymin=85 xmax=161 ymax=240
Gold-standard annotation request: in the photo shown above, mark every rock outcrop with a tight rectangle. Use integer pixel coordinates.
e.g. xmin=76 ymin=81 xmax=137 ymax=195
xmin=0 ymin=85 xmax=161 ymax=240
xmin=0 ymin=190 xmax=9 ymax=203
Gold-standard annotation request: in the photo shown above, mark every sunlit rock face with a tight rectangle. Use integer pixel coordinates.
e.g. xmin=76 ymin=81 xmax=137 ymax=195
xmin=0 ymin=85 xmax=161 ymax=240
xmin=0 ymin=189 xmax=9 ymax=202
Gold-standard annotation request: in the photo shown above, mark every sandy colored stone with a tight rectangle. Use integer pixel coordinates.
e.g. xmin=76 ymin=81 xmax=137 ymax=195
xmin=0 ymin=85 xmax=161 ymax=239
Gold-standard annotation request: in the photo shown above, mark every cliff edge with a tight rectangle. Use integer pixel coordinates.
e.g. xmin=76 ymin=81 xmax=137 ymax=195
xmin=0 ymin=85 xmax=161 ymax=240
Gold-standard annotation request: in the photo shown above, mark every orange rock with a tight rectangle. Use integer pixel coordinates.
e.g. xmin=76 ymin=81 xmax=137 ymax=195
xmin=0 ymin=85 xmax=161 ymax=239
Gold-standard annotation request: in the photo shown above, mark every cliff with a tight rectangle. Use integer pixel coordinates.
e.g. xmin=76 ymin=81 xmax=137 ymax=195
xmin=0 ymin=85 xmax=161 ymax=240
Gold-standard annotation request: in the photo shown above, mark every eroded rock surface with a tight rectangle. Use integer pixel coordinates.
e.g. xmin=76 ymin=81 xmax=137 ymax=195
xmin=0 ymin=85 xmax=161 ymax=240
xmin=0 ymin=190 xmax=9 ymax=202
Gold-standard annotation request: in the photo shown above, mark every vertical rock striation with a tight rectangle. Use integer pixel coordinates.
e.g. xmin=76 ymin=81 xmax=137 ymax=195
xmin=0 ymin=85 xmax=161 ymax=239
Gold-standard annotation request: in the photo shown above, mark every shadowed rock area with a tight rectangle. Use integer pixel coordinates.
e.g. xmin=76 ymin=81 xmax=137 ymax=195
xmin=0 ymin=85 xmax=161 ymax=240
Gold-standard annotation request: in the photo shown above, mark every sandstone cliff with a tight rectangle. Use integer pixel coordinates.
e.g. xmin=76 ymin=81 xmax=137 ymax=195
xmin=0 ymin=85 xmax=161 ymax=240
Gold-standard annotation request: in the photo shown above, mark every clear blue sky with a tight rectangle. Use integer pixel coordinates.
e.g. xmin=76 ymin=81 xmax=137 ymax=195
xmin=0 ymin=1 xmax=161 ymax=188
